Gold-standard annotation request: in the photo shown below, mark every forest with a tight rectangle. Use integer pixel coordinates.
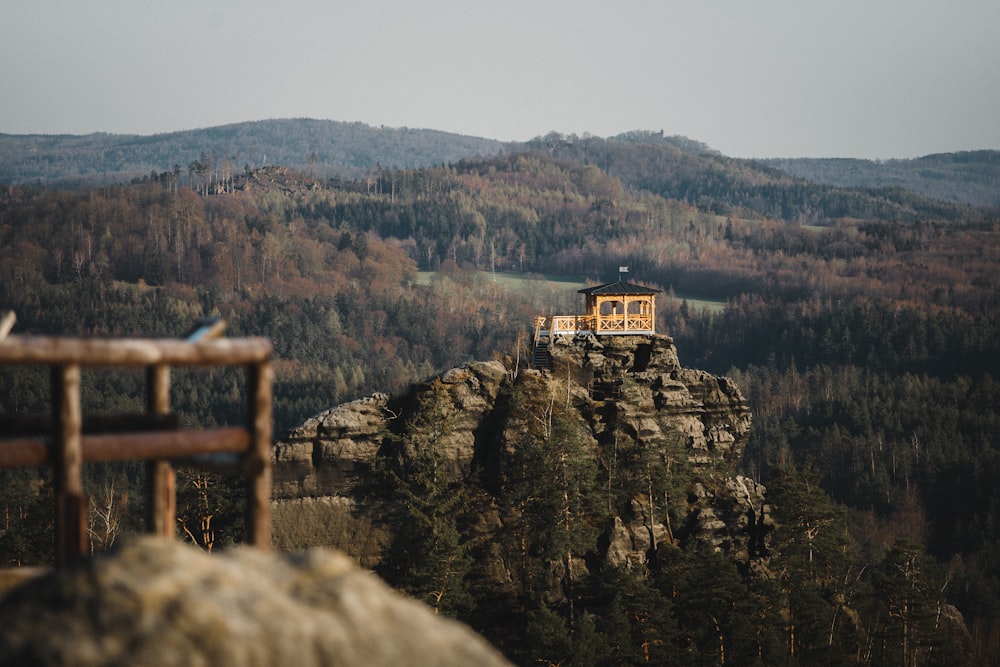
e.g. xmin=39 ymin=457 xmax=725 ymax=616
xmin=0 ymin=132 xmax=998 ymax=664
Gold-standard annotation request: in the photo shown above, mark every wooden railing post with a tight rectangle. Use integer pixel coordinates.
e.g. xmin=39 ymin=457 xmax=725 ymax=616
xmin=53 ymin=364 xmax=86 ymax=564
xmin=244 ymin=360 xmax=273 ymax=549
xmin=146 ymin=364 xmax=175 ymax=539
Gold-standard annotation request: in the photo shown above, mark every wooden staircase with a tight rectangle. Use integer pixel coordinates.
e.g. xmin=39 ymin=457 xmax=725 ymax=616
xmin=531 ymin=336 xmax=551 ymax=370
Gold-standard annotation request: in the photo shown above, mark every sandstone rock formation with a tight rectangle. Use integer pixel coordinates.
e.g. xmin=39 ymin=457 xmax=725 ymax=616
xmin=271 ymin=334 xmax=772 ymax=576
xmin=0 ymin=537 xmax=512 ymax=667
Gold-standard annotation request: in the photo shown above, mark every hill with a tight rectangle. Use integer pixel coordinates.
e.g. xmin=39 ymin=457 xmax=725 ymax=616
xmin=0 ymin=118 xmax=506 ymax=187
xmin=762 ymin=151 xmax=1000 ymax=207
xmin=3 ymin=120 xmax=998 ymax=212
xmin=531 ymin=131 xmax=995 ymax=222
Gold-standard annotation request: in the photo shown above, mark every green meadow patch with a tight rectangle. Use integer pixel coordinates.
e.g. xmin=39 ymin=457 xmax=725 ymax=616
xmin=416 ymin=271 xmax=727 ymax=313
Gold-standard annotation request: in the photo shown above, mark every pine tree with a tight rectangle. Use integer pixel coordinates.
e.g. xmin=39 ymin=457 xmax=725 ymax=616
xmin=654 ymin=544 xmax=760 ymax=666
xmin=496 ymin=377 xmax=603 ymax=653
xmin=767 ymin=466 xmax=859 ymax=663
xmin=376 ymin=379 xmax=475 ymax=617
xmin=594 ymin=565 xmax=682 ymax=665
xmin=869 ymin=540 xmax=967 ymax=666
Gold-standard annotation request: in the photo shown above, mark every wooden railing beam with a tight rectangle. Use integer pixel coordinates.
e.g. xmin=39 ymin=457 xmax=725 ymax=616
xmin=0 ymin=428 xmax=250 ymax=467
xmin=0 ymin=438 xmax=49 ymax=467
xmin=0 ymin=335 xmax=271 ymax=366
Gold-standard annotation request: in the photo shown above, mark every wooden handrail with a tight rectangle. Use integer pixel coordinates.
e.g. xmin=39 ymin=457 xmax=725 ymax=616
xmin=0 ymin=335 xmax=271 ymax=366
xmin=0 ymin=438 xmax=48 ymax=468
xmin=535 ymin=312 xmax=655 ymax=336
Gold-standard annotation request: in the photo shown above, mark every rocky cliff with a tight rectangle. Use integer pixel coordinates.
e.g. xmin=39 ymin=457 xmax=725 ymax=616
xmin=272 ymin=333 xmax=771 ymax=581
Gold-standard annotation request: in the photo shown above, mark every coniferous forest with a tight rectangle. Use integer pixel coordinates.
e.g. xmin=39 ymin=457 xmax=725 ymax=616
xmin=1 ymin=126 xmax=999 ymax=664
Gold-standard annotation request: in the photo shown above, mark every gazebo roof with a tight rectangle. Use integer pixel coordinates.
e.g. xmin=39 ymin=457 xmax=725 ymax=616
xmin=578 ymin=280 xmax=662 ymax=296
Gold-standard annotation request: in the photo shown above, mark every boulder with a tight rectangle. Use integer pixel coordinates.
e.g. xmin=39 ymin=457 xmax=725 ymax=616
xmin=0 ymin=537 xmax=511 ymax=667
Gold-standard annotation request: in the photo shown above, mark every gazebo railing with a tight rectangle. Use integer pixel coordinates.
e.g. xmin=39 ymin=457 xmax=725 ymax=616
xmin=534 ymin=313 xmax=655 ymax=337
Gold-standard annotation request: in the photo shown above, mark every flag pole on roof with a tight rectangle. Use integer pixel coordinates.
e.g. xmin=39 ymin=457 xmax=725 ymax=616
xmin=618 ymin=266 xmax=629 ymax=281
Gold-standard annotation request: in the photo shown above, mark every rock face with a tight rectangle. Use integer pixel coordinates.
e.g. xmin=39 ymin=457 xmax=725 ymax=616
xmin=274 ymin=361 xmax=510 ymax=500
xmin=549 ymin=334 xmax=753 ymax=470
xmin=0 ymin=537 xmax=512 ymax=667
xmin=272 ymin=334 xmax=772 ymax=575
xmin=272 ymin=362 xmax=511 ymax=567
xmin=275 ymin=392 xmax=394 ymax=499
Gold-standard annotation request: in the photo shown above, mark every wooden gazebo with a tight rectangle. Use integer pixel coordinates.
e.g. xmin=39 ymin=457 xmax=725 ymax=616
xmin=534 ymin=280 xmax=662 ymax=339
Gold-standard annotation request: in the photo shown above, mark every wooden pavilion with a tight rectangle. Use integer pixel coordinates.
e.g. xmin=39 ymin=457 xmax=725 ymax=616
xmin=534 ymin=280 xmax=662 ymax=339
xmin=532 ymin=280 xmax=662 ymax=367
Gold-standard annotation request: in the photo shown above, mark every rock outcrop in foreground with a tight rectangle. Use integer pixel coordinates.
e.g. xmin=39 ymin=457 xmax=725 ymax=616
xmin=272 ymin=334 xmax=771 ymax=576
xmin=0 ymin=537 xmax=511 ymax=667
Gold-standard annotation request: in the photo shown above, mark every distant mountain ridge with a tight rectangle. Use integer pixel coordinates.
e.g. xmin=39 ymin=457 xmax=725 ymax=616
xmin=532 ymin=133 xmax=993 ymax=221
xmin=0 ymin=118 xmax=506 ymax=187
xmin=1 ymin=118 xmax=997 ymax=208
xmin=762 ymin=151 xmax=1000 ymax=207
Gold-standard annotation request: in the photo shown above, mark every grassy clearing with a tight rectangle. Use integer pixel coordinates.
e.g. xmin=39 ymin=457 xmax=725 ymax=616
xmin=416 ymin=271 xmax=727 ymax=314
xmin=415 ymin=271 xmax=583 ymax=290
xmin=666 ymin=294 xmax=727 ymax=314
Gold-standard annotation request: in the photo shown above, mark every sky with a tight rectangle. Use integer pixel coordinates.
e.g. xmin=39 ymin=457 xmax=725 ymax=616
xmin=2 ymin=0 xmax=999 ymax=159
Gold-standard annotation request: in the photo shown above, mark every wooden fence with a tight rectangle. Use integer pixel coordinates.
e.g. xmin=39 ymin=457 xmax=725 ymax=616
xmin=0 ymin=313 xmax=273 ymax=565
xmin=533 ymin=312 xmax=656 ymax=338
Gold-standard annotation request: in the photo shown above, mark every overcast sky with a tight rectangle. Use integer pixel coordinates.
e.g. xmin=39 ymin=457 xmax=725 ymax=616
xmin=3 ymin=0 xmax=998 ymax=159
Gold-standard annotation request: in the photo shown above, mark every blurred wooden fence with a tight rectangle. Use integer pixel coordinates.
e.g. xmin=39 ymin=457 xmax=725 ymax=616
xmin=0 ymin=313 xmax=273 ymax=565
